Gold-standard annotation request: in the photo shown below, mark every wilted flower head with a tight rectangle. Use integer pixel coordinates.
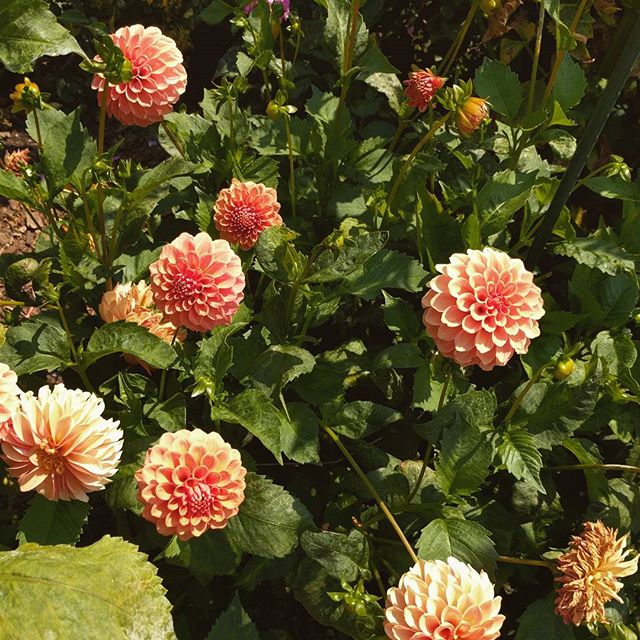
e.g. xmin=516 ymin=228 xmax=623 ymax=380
xmin=421 ymin=248 xmax=544 ymax=371
xmin=0 ymin=364 xmax=21 ymax=441
xmin=135 ymin=428 xmax=247 ymax=540
xmin=457 ymin=96 xmax=490 ymax=136
xmin=403 ymin=68 xmax=445 ymax=112
xmin=555 ymin=521 xmax=639 ymax=626
xmin=98 ymin=280 xmax=155 ymax=322
xmin=384 ymin=557 xmax=505 ymax=640
xmin=1 ymin=385 xmax=123 ymax=501
xmin=245 ymin=0 xmax=290 ymax=20
xmin=2 ymin=148 xmax=31 ymax=176
xmin=149 ymin=232 xmax=245 ymax=332
xmin=91 ymin=25 xmax=187 ymax=127
xmin=213 ymin=179 xmax=283 ymax=250
xmin=9 ymin=78 xmax=43 ymax=113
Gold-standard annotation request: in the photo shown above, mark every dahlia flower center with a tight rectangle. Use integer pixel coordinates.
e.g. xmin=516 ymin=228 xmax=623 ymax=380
xmin=184 ymin=480 xmax=220 ymax=517
xmin=230 ymin=204 xmax=261 ymax=234
xmin=478 ymin=282 xmax=510 ymax=314
xmin=36 ymin=439 xmax=65 ymax=475
xmin=171 ymin=271 xmax=202 ymax=300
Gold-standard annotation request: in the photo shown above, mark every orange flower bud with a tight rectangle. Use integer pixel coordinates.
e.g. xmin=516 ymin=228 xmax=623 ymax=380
xmin=456 ymin=96 xmax=490 ymax=136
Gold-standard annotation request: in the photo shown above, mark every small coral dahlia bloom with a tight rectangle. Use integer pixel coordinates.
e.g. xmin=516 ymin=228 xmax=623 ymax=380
xmin=403 ymin=68 xmax=445 ymax=112
xmin=555 ymin=520 xmax=639 ymax=626
xmin=385 ymin=557 xmax=505 ymax=640
xmin=98 ymin=280 xmax=155 ymax=323
xmin=0 ymin=364 xmax=21 ymax=440
xmin=149 ymin=232 xmax=245 ymax=332
xmin=2 ymin=148 xmax=31 ymax=176
xmin=213 ymin=179 xmax=283 ymax=250
xmin=135 ymin=429 xmax=247 ymax=540
xmin=91 ymin=25 xmax=187 ymax=127
xmin=1 ymin=385 xmax=123 ymax=501
xmin=421 ymin=248 xmax=544 ymax=371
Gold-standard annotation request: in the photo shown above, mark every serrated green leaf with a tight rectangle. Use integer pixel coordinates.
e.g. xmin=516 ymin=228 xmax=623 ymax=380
xmin=324 ymin=0 xmax=368 ymax=74
xmin=382 ymin=293 xmax=421 ymax=341
xmin=498 ymin=427 xmax=545 ymax=493
xmin=169 ymin=533 xmax=240 ymax=585
xmin=225 ymin=473 xmax=313 ymax=558
xmin=255 ymin=226 xmax=305 ymax=284
xmin=0 ymin=169 xmax=32 ymax=203
xmin=206 ymin=592 xmax=259 ymax=640
xmin=0 ymin=536 xmax=176 ymax=639
xmin=251 ymin=344 xmax=316 ymax=397
xmin=516 ymin=594 xmax=576 ymax=640
xmin=550 ymin=56 xmax=587 ymax=110
xmin=475 ymin=58 xmax=524 ymax=119
xmin=554 ymin=235 xmax=635 ymax=276
xmin=300 ymin=530 xmax=369 ymax=582
xmin=330 ymin=401 xmax=402 ymax=439
xmin=583 ymin=176 xmax=640 ymax=201
xmin=17 ymin=495 xmax=90 ymax=546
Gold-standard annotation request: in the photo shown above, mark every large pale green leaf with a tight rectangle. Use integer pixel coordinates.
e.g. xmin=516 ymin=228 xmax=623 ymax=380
xmin=225 ymin=472 xmax=313 ymax=558
xmin=475 ymin=58 xmax=523 ymax=119
xmin=417 ymin=518 xmax=497 ymax=571
xmin=554 ymin=235 xmax=635 ymax=276
xmin=0 ymin=536 xmax=176 ymax=639
xmin=206 ymin=592 xmax=259 ymax=640
xmin=0 ymin=169 xmax=32 ymax=203
xmin=0 ymin=0 xmax=83 ymax=73
xmin=17 ymin=495 xmax=90 ymax=546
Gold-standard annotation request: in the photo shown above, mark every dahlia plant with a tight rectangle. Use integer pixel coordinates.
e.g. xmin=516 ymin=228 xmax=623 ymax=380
xmin=0 ymin=0 xmax=639 ymax=638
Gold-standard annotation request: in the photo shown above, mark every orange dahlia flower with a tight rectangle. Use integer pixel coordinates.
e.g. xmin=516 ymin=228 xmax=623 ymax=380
xmin=91 ymin=25 xmax=187 ymax=127
xmin=384 ymin=557 xmax=505 ymax=640
xmin=0 ymin=364 xmax=21 ymax=441
xmin=456 ymin=97 xmax=490 ymax=136
xmin=421 ymin=248 xmax=544 ymax=370
xmin=555 ymin=521 xmax=639 ymax=626
xmin=2 ymin=148 xmax=31 ymax=176
xmin=135 ymin=429 xmax=247 ymax=540
xmin=149 ymin=232 xmax=245 ymax=332
xmin=1 ymin=385 xmax=123 ymax=501
xmin=403 ymin=68 xmax=445 ymax=112
xmin=213 ymin=179 xmax=283 ymax=250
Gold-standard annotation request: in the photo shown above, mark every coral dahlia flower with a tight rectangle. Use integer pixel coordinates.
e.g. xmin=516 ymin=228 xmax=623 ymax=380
xmin=0 ymin=364 xmax=21 ymax=441
xmin=91 ymin=25 xmax=187 ymax=127
xmin=149 ymin=232 xmax=245 ymax=332
xmin=384 ymin=557 xmax=505 ymax=640
xmin=213 ymin=179 xmax=283 ymax=250
xmin=2 ymin=148 xmax=31 ymax=176
xmin=555 ymin=521 xmax=639 ymax=626
xmin=421 ymin=248 xmax=544 ymax=371
xmin=403 ymin=68 xmax=445 ymax=112
xmin=135 ymin=429 xmax=247 ymax=540
xmin=1 ymin=385 xmax=123 ymax=501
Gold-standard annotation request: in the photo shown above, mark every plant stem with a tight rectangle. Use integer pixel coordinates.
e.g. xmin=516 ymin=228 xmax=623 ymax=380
xmin=442 ymin=0 xmax=480 ymax=77
xmin=96 ymin=86 xmax=110 ymax=272
xmin=56 ymin=300 xmax=95 ymax=392
xmin=527 ymin=0 xmax=546 ymax=116
xmin=0 ymin=300 xmax=26 ymax=307
xmin=160 ymin=120 xmax=186 ymax=159
xmin=551 ymin=463 xmax=640 ymax=474
xmin=497 ymin=555 xmax=555 ymax=571
xmin=324 ymin=425 xmax=419 ymax=564
xmin=504 ymin=365 xmax=547 ymax=423
xmin=32 ymin=109 xmax=43 ymax=148
xmin=339 ymin=0 xmax=361 ymax=107
xmin=283 ymin=115 xmax=297 ymax=218
xmin=387 ymin=112 xmax=452 ymax=209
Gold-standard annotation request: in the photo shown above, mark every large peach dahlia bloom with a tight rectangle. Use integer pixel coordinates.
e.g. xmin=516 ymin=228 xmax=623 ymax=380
xmin=421 ymin=248 xmax=544 ymax=370
xmin=0 ymin=363 xmax=21 ymax=440
xmin=135 ymin=429 xmax=247 ymax=540
xmin=149 ymin=232 xmax=245 ymax=332
xmin=213 ymin=179 xmax=283 ymax=250
xmin=91 ymin=25 xmax=187 ymax=127
xmin=1 ymin=385 xmax=123 ymax=501
xmin=555 ymin=521 xmax=639 ymax=626
xmin=385 ymin=557 xmax=505 ymax=640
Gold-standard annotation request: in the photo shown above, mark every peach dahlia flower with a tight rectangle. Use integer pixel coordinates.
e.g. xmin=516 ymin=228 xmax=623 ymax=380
xmin=98 ymin=280 xmax=155 ymax=322
xmin=135 ymin=429 xmax=247 ymax=540
xmin=149 ymin=232 xmax=245 ymax=332
xmin=213 ymin=179 xmax=283 ymax=250
xmin=555 ymin=521 xmax=639 ymax=626
xmin=0 ymin=364 xmax=21 ymax=440
xmin=403 ymin=68 xmax=445 ymax=112
xmin=385 ymin=557 xmax=505 ymax=640
xmin=1 ymin=385 xmax=123 ymax=501
xmin=91 ymin=25 xmax=187 ymax=127
xmin=421 ymin=248 xmax=544 ymax=371
xmin=2 ymin=148 xmax=31 ymax=176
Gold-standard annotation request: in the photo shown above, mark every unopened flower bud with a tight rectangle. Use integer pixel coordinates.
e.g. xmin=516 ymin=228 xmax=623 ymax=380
xmin=10 ymin=78 xmax=43 ymax=113
xmin=554 ymin=357 xmax=574 ymax=380
xmin=456 ymin=96 xmax=490 ymax=136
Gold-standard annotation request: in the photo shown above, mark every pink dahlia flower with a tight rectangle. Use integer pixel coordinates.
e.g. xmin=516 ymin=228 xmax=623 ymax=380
xmin=421 ymin=248 xmax=544 ymax=371
xmin=0 ymin=364 xmax=21 ymax=441
xmin=91 ymin=25 xmax=187 ymax=127
xmin=384 ymin=557 xmax=505 ymax=640
xmin=403 ymin=68 xmax=446 ymax=112
xmin=149 ymin=232 xmax=245 ymax=332
xmin=1 ymin=385 xmax=123 ymax=501
xmin=213 ymin=179 xmax=283 ymax=250
xmin=135 ymin=428 xmax=247 ymax=540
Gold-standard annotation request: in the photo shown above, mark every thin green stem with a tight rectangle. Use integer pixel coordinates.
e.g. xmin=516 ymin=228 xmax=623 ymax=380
xmin=96 ymin=86 xmax=110 ymax=271
xmin=79 ymin=186 xmax=102 ymax=260
xmin=160 ymin=120 xmax=186 ymax=159
xmin=32 ymin=109 xmax=43 ymax=148
xmin=57 ymin=300 xmax=95 ymax=392
xmin=0 ymin=300 xmax=26 ymax=307
xmin=324 ymin=425 xmax=419 ymax=564
xmin=338 ymin=0 xmax=361 ymax=108
xmin=497 ymin=555 xmax=555 ymax=571
xmin=283 ymin=115 xmax=297 ymax=218
xmin=158 ymin=329 xmax=181 ymax=402
xmin=551 ymin=463 xmax=640 ymax=474
xmin=442 ymin=0 xmax=480 ymax=77
xmin=527 ymin=0 xmax=546 ymax=116
xmin=504 ymin=365 xmax=548 ymax=423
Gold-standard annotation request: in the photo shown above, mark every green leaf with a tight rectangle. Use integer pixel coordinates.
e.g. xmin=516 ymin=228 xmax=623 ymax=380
xmin=520 ymin=334 xmax=562 ymax=378
xmin=382 ymin=293 xmax=421 ymax=341
xmin=128 ymin=158 xmax=197 ymax=205
xmin=356 ymin=42 xmax=403 ymax=113
xmin=225 ymin=473 xmax=313 ymax=559
xmin=199 ymin=0 xmax=235 ymax=25
xmin=83 ymin=321 xmax=178 ymax=370
xmin=0 ymin=536 xmax=176 ymax=639
xmin=147 ymin=393 xmax=186 ymax=432
xmin=516 ymin=594 xmax=576 ymax=640
xmin=342 ymin=249 xmax=428 ymax=299
xmin=300 ymin=530 xmax=369 ymax=582
xmin=417 ymin=518 xmax=497 ymax=571
xmin=550 ymin=56 xmax=587 ymax=111
xmin=282 ymin=403 xmax=321 ymax=464
xmin=330 ymin=401 xmax=402 ymax=439
xmin=554 ymin=235 xmax=635 ymax=276
xmin=206 ymin=592 xmax=260 ymax=640
xmin=0 ymin=0 xmax=83 ymax=73
xmin=324 ymin=0 xmax=368 ymax=73
xmin=591 ymin=330 xmax=637 ymax=377
xmin=251 ymin=345 xmax=316 ymax=397
xmin=0 ymin=319 xmax=71 ymax=375
xmin=497 ymin=427 xmax=545 ymax=493
xmin=169 ymin=532 xmax=240 ymax=585
xmin=0 ymin=169 xmax=32 ymax=203
xmin=583 ymin=176 xmax=640 ymax=201
xmin=255 ymin=226 xmax=305 ymax=284
xmin=475 ymin=58 xmax=524 ymax=119
xmin=17 ymin=495 xmax=90 ymax=546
